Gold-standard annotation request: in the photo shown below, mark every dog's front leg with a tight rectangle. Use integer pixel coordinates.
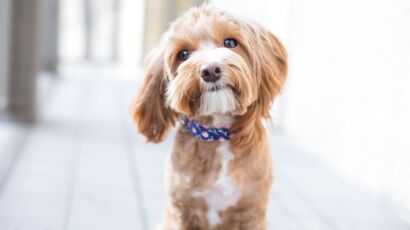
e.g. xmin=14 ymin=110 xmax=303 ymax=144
xmin=216 ymin=207 xmax=267 ymax=230
xmin=158 ymin=202 xmax=209 ymax=230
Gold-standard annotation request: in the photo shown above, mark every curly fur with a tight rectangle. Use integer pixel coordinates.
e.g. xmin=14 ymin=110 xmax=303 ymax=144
xmin=131 ymin=5 xmax=287 ymax=230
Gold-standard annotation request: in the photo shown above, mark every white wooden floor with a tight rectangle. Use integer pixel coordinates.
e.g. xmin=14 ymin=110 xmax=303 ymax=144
xmin=0 ymin=65 xmax=409 ymax=230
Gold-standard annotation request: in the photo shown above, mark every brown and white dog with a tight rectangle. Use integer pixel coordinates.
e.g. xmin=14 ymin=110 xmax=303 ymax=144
xmin=132 ymin=5 xmax=287 ymax=230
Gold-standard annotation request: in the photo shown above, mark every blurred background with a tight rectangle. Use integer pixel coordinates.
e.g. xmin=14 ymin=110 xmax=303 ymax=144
xmin=0 ymin=0 xmax=409 ymax=229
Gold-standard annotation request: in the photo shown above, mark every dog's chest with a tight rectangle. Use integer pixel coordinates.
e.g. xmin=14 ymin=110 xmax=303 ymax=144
xmin=191 ymin=141 xmax=241 ymax=227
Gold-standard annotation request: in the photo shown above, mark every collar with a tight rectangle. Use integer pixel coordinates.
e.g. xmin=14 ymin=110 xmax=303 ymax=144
xmin=181 ymin=117 xmax=231 ymax=142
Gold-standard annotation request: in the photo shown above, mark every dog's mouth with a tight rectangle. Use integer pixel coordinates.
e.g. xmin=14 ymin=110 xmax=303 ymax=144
xmin=204 ymin=84 xmax=237 ymax=93
xmin=207 ymin=85 xmax=226 ymax=92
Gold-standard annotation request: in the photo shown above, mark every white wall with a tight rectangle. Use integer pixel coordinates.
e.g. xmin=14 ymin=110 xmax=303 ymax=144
xmin=0 ymin=0 xmax=10 ymax=108
xmin=282 ymin=0 xmax=410 ymax=216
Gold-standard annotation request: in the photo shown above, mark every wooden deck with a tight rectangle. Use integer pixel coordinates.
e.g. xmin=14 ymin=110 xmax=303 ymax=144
xmin=0 ymin=65 xmax=408 ymax=230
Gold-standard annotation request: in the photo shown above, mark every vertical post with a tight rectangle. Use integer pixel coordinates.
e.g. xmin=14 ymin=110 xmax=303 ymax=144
xmin=176 ymin=0 xmax=204 ymax=13
xmin=84 ymin=0 xmax=93 ymax=60
xmin=42 ymin=0 xmax=60 ymax=73
xmin=0 ymin=0 xmax=11 ymax=110
xmin=7 ymin=0 xmax=42 ymax=122
xmin=142 ymin=0 xmax=203 ymax=57
xmin=111 ymin=0 xmax=121 ymax=61
xmin=142 ymin=0 xmax=168 ymax=57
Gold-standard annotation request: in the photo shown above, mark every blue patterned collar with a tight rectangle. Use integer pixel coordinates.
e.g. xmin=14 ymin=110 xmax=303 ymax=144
xmin=181 ymin=117 xmax=231 ymax=142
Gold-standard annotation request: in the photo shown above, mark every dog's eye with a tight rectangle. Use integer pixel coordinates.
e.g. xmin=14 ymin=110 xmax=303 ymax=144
xmin=177 ymin=50 xmax=190 ymax=61
xmin=224 ymin=38 xmax=237 ymax=48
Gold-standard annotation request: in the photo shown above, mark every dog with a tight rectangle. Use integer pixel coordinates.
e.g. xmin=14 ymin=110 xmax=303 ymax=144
xmin=132 ymin=5 xmax=287 ymax=230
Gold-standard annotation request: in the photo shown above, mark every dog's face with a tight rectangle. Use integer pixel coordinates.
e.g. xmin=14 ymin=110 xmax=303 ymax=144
xmin=164 ymin=12 xmax=256 ymax=117
xmin=132 ymin=6 xmax=287 ymax=142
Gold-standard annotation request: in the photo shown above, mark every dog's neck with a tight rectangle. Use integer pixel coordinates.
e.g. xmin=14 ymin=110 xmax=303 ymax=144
xmin=181 ymin=114 xmax=234 ymax=142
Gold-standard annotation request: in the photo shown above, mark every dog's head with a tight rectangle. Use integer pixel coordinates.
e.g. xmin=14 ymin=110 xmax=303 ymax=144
xmin=132 ymin=5 xmax=287 ymax=143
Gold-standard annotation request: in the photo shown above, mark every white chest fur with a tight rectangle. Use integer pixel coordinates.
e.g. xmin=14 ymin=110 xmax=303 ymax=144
xmin=191 ymin=115 xmax=241 ymax=227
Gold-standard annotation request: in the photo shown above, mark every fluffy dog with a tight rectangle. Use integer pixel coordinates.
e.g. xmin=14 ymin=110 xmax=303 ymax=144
xmin=132 ymin=5 xmax=287 ymax=230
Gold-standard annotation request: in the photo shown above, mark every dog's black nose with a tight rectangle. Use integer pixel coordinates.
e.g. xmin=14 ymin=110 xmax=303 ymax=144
xmin=200 ymin=63 xmax=222 ymax=83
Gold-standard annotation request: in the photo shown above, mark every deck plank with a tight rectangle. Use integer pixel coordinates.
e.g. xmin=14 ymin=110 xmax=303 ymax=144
xmin=65 ymin=77 xmax=143 ymax=230
xmin=0 ymin=80 xmax=85 ymax=230
xmin=270 ymin=134 xmax=410 ymax=230
xmin=117 ymin=81 xmax=168 ymax=230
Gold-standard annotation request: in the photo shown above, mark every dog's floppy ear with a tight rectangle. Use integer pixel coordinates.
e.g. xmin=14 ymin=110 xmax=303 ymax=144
xmin=131 ymin=46 xmax=176 ymax=143
xmin=247 ymin=23 xmax=288 ymax=118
